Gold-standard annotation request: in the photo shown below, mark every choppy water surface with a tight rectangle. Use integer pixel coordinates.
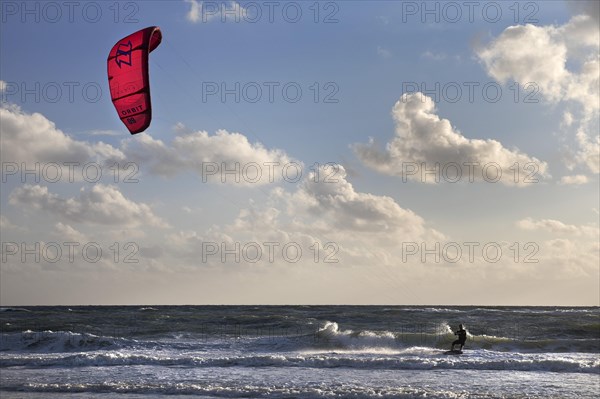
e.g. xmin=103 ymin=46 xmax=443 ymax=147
xmin=1 ymin=305 xmax=598 ymax=398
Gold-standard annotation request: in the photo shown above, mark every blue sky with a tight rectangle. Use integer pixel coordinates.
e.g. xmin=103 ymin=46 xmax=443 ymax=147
xmin=1 ymin=1 xmax=598 ymax=305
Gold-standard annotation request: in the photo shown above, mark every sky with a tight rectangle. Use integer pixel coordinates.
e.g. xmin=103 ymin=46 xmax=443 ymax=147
xmin=0 ymin=0 xmax=598 ymax=305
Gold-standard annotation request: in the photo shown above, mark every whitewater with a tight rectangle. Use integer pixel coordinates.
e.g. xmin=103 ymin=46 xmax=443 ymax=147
xmin=1 ymin=306 xmax=598 ymax=398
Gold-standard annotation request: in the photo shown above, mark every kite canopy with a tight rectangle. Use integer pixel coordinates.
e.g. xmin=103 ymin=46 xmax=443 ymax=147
xmin=107 ymin=26 xmax=162 ymax=134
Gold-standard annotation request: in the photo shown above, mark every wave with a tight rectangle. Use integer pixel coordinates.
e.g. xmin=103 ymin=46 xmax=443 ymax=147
xmin=394 ymin=307 xmax=464 ymax=313
xmin=0 ymin=380 xmax=496 ymax=399
xmin=311 ymin=322 xmax=600 ymax=353
xmin=391 ymin=307 xmax=599 ymax=315
xmin=467 ymin=307 xmax=599 ymax=315
xmin=0 ymin=307 xmax=31 ymax=312
xmin=3 ymin=321 xmax=599 ymax=355
xmin=1 ymin=349 xmax=598 ymax=374
xmin=1 ymin=325 xmax=598 ymax=376
xmin=0 ymin=331 xmax=134 ymax=353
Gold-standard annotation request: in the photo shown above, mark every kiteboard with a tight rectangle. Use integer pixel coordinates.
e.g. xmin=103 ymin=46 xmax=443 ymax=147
xmin=443 ymin=350 xmax=463 ymax=355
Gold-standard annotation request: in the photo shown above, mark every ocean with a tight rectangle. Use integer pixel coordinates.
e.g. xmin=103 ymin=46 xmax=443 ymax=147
xmin=0 ymin=306 xmax=598 ymax=398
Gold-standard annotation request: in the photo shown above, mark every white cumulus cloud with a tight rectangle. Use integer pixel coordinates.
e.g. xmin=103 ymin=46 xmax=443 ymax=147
xmin=476 ymin=11 xmax=599 ymax=174
xmin=517 ymin=217 xmax=598 ymax=237
xmin=559 ymin=174 xmax=589 ymax=185
xmin=0 ymin=104 xmax=126 ymax=178
xmin=9 ymin=184 xmax=167 ymax=228
xmin=123 ymin=128 xmax=296 ymax=186
xmin=165 ymin=164 xmax=443 ymax=268
xmin=353 ymin=93 xmax=548 ymax=186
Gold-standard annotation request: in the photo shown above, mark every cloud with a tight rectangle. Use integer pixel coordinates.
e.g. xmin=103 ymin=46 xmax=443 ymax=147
xmin=0 ymin=215 xmax=17 ymax=230
xmin=421 ymin=51 xmax=446 ymax=61
xmin=477 ymin=25 xmax=569 ymax=102
xmin=0 ymin=104 xmax=125 ymax=173
xmin=574 ymin=130 xmax=600 ymax=173
xmin=353 ymin=93 xmax=548 ymax=186
xmin=139 ymin=245 xmax=164 ymax=259
xmin=184 ymin=0 xmax=202 ymax=22
xmin=9 ymin=184 xmax=167 ymax=228
xmin=165 ymin=164 xmax=443 ymax=268
xmin=566 ymin=1 xmax=599 ymax=24
xmin=377 ymin=46 xmax=392 ymax=59
xmin=86 ymin=129 xmax=122 ymax=137
xmin=537 ymin=237 xmax=599 ymax=279
xmin=1 ymin=103 xmax=295 ymax=187
xmin=421 ymin=51 xmax=460 ymax=63
xmin=184 ymin=0 xmax=247 ymax=23
xmin=559 ymin=174 xmax=589 ymax=185
xmin=52 ymin=222 xmax=88 ymax=242
xmin=517 ymin=217 xmax=598 ymax=237
xmin=123 ymin=128 xmax=296 ymax=186
xmin=286 ymin=165 xmax=430 ymax=238
xmin=513 ymin=215 xmax=599 ymax=279
xmin=476 ymin=15 xmax=599 ymax=110
xmin=475 ymin=11 xmax=599 ymax=173
xmin=376 ymin=16 xmax=389 ymax=25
